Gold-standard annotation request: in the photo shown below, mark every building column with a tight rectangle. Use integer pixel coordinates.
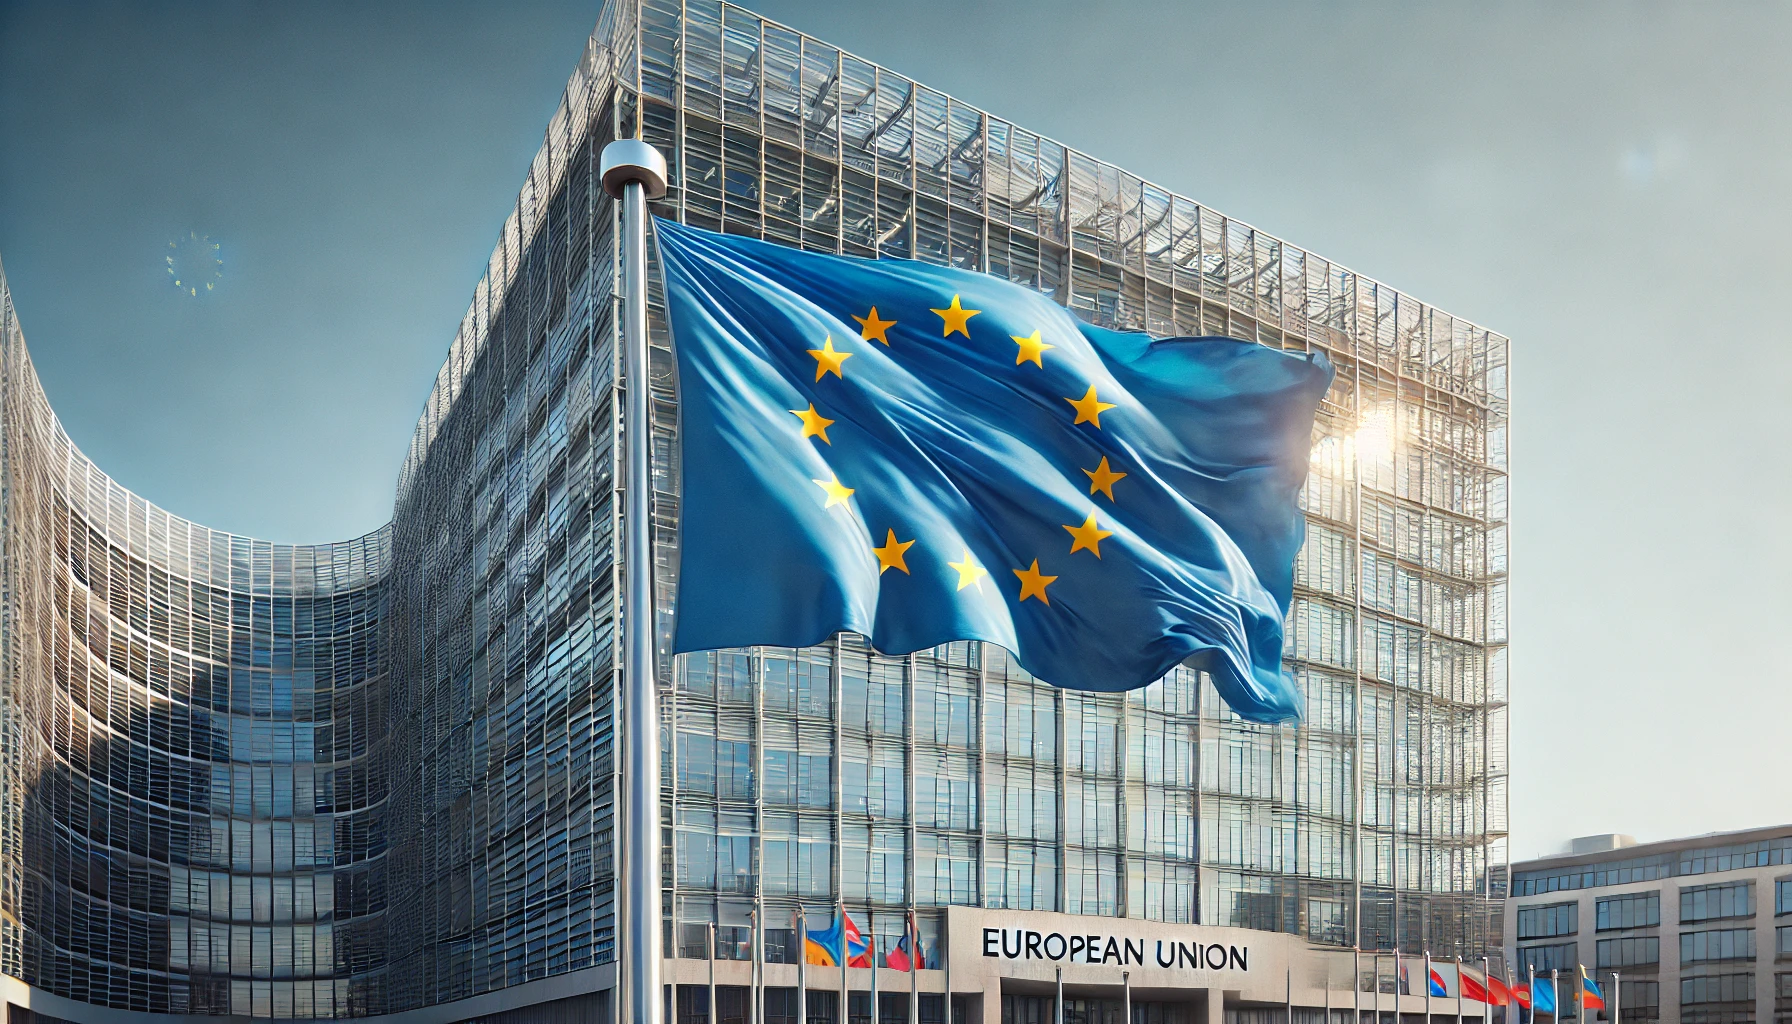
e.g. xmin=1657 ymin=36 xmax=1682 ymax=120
xmin=977 ymin=981 xmax=1000 ymax=1024
xmin=1203 ymin=988 xmax=1226 ymax=1024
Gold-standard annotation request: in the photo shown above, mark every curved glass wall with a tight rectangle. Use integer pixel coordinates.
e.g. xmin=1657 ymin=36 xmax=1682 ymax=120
xmin=0 ymin=267 xmax=390 ymax=1016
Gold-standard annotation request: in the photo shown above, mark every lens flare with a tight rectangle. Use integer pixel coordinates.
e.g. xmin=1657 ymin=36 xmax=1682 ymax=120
xmin=165 ymin=232 xmax=222 ymax=297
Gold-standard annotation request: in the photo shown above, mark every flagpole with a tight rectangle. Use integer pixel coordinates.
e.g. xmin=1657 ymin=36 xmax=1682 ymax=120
xmin=1055 ymin=966 xmax=1064 ymax=1024
xmin=841 ymin=900 xmax=849 ymax=1024
xmin=1455 ymin=955 xmax=1463 ymax=1024
xmin=1124 ymin=970 xmax=1132 ymax=1024
xmin=798 ymin=906 xmax=809 ymax=1024
xmin=600 ymin=137 xmax=671 ymax=1024
xmin=911 ymin=911 xmax=921 ymax=1024
xmin=1347 ymin=946 xmax=1361 ymax=1024
xmin=1550 ymin=969 xmax=1558 ymax=1024
xmin=1352 ymin=948 xmax=1360 ymax=1024
xmin=1480 ymin=956 xmax=1489 ymax=1024
xmin=1285 ymin=960 xmax=1293 ymax=1024
xmin=1525 ymin=963 xmax=1533 ymax=1024
xmin=709 ymin=923 xmax=718 ymax=1024
xmin=751 ymin=910 xmax=761 ymax=1024
xmin=1611 ymin=970 xmax=1620 ymax=1024
xmin=1373 ymin=952 xmax=1381 ymax=1024
xmin=1395 ymin=949 xmax=1403 ymax=1018
xmin=1424 ymin=951 xmax=1432 ymax=1024
xmin=870 ymin=912 xmax=879 ymax=1024
xmin=943 ymin=921 xmax=953 ymax=1024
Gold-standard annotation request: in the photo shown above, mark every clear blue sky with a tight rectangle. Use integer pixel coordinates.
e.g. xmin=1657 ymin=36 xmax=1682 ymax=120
xmin=4 ymin=0 xmax=1789 ymax=858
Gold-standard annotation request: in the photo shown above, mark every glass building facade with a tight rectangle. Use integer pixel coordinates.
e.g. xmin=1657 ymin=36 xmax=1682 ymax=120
xmin=0 ymin=0 xmax=1509 ymax=1019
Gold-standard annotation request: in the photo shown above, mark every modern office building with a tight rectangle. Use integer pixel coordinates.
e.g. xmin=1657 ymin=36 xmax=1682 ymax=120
xmin=1508 ymin=826 xmax=1792 ymax=1024
xmin=0 ymin=1 xmax=1510 ymax=1022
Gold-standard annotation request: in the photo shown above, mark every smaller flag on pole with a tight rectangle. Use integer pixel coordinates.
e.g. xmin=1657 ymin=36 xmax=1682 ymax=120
xmin=805 ymin=915 xmax=846 ymax=966
xmin=1580 ymin=967 xmax=1605 ymax=1013
xmin=1459 ymin=963 xmax=1512 ymax=1006
xmin=846 ymin=912 xmax=874 ymax=968
xmin=1533 ymin=977 xmax=1556 ymax=1015
xmin=886 ymin=929 xmax=920 ymax=972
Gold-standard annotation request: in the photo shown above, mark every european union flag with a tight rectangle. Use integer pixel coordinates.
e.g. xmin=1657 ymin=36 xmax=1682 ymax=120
xmin=656 ymin=218 xmax=1332 ymax=723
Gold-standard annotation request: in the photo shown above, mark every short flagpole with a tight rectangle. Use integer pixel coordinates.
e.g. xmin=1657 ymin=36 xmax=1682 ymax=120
xmin=1480 ymin=956 xmax=1489 ymax=1024
xmin=841 ymin=900 xmax=849 ymax=1024
xmin=1455 ymin=955 xmax=1464 ymax=1024
xmin=600 ymin=137 xmax=671 ymax=1024
xmin=1124 ymin=970 xmax=1132 ymax=1024
xmin=751 ymin=910 xmax=761 ymax=1024
xmin=1550 ymin=969 xmax=1558 ymax=1023
xmin=1286 ymin=960 xmax=1293 ymax=1024
xmin=1526 ymin=963 xmax=1533 ymax=1024
xmin=1054 ymin=966 xmax=1064 ymax=1024
xmin=870 ymin=913 xmax=879 ymax=1024
xmin=709 ymin=923 xmax=718 ymax=1024
xmin=798 ymin=906 xmax=809 ymax=1024
xmin=1425 ymin=951 xmax=1432 ymax=1024
xmin=1373 ymin=952 xmax=1381 ymax=1024
xmin=1352 ymin=948 xmax=1361 ymax=1024
xmin=1611 ymin=970 xmax=1619 ymax=1024
xmin=912 ymin=911 xmax=921 ymax=1024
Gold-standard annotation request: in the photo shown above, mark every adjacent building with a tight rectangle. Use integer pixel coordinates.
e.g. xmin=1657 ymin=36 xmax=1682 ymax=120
xmin=0 ymin=1 xmax=1511 ymax=1022
xmin=1509 ymin=826 xmax=1792 ymax=1024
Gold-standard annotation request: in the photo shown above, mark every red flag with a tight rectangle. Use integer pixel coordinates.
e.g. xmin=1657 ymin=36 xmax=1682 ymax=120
xmin=1459 ymin=965 xmax=1490 ymax=1003
xmin=1458 ymin=964 xmax=1511 ymax=1006
xmin=885 ymin=932 xmax=913 ymax=972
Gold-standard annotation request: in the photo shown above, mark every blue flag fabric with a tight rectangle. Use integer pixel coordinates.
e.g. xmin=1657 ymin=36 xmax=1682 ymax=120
xmin=1533 ymin=978 xmax=1557 ymax=1015
xmin=655 ymin=217 xmax=1332 ymax=722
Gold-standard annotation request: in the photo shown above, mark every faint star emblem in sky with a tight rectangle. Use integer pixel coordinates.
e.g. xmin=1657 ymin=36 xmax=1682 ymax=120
xmin=165 ymin=231 xmax=222 ymax=296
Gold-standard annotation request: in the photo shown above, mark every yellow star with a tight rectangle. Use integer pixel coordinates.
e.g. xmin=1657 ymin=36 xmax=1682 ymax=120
xmin=1012 ymin=559 xmax=1058 ymax=604
xmin=812 ymin=474 xmax=856 ymax=508
xmin=1063 ymin=514 xmax=1113 ymax=558
xmin=853 ymin=307 xmax=897 ymax=345
xmin=789 ymin=403 xmax=835 ymax=444
xmin=807 ymin=335 xmax=853 ymax=382
xmin=930 ymin=294 xmax=982 ymax=338
xmin=1012 ymin=330 xmax=1054 ymax=368
xmin=1065 ymin=385 xmax=1117 ymax=427
xmin=872 ymin=529 xmax=915 ymax=575
xmin=947 ymin=548 xmax=988 ymax=591
xmin=1083 ymin=457 xmax=1127 ymax=501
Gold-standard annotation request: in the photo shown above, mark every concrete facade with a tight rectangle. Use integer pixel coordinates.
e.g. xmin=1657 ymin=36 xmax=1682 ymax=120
xmin=1506 ymin=825 xmax=1792 ymax=1024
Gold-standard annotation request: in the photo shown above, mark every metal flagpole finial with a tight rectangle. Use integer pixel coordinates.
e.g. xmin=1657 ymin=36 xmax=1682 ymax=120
xmin=601 ymin=139 xmax=669 ymax=200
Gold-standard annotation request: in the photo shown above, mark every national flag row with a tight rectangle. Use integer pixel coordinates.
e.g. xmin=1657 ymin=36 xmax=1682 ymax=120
xmin=1390 ymin=960 xmax=1606 ymax=1017
xmin=802 ymin=909 xmax=926 ymax=971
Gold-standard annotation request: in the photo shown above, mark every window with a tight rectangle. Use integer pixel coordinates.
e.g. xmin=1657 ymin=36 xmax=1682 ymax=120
xmin=1777 ymin=973 xmax=1792 ymax=1000
xmin=1518 ymin=902 xmax=1580 ymax=939
xmin=1518 ymin=942 xmax=1579 ymax=973
xmin=1681 ymin=973 xmax=1755 ymax=1005
xmin=1683 ymin=882 xmax=1755 ymax=922
xmin=1683 ymin=928 xmax=1757 ymax=964
xmin=1618 ymin=979 xmax=1659 ymax=1021
xmin=1778 ymin=879 xmax=1792 ymax=916
xmin=1599 ymin=936 xmax=1660 ymax=968
xmin=1599 ymin=891 xmax=1662 ymax=930
xmin=1778 ymin=926 xmax=1792 ymax=957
